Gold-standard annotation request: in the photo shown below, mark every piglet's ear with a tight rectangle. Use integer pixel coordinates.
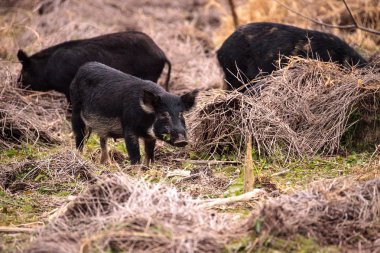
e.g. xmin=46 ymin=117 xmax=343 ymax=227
xmin=181 ymin=89 xmax=199 ymax=111
xmin=141 ymin=89 xmax=160 ymax=113
xmin=17 ymin=49 xmax=29 ymax=65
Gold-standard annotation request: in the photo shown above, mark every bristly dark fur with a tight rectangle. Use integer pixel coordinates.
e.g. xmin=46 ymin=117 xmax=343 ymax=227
xmin=17 ymin=31 xmax=172 ymax=101
xmin=217 ymin=22 xmax=367 ymax=91
xmin=70 ymin=62 xmax=197 ymax=165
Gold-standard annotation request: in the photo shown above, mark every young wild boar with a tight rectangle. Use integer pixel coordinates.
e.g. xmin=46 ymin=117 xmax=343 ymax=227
xmin=17 ymin=31 xmax=171 ymax=101
xmin=217 ymin=22 xmax=367 ymax=90
xmin=70 ymin=62 xmax=198 ymax=166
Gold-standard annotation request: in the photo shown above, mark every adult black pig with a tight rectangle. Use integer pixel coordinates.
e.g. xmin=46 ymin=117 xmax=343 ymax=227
xmin=17 ymin=31 xmax=171 ymax=100
xmin=70 ymin=62 xmax=198 ymax=166
xmin=217 ymin=22 xmax=367 ymax=90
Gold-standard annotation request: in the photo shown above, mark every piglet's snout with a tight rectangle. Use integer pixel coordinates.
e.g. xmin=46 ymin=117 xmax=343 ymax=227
xmin=174 ymin=134 xmax=188 ymax=147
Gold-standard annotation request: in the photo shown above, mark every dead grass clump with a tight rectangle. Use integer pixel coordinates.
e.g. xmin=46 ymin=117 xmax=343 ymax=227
xmin=0 ymin=150 xmax=96 ymax=193
xmin=247 ymin=177 xmax=380 ymax=252
xmin=0 ymin=63 xmax=66 ymax=148
xmin=25 ymin=173 xmax=239 ymax=253
xmin=173 ymin=167 xmax=231 ymax=197
xmin=189 ymin=58 xmax=380 ymax=158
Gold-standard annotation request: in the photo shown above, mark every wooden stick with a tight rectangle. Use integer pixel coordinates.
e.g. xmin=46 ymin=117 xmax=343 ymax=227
xmin=342 ymin=0 xmax=358 ymax=27
xmin=195 ymin=189 xmax=266 ymax=208
xmin=175 ymin=173 xmax=201 ymax=184
xmin=173 ymin=159 xmax=241 ymax=165
xmin=272 ymin=169 xmax=291 ymax=177
xmin=0 ymin=226 xmax=38 ymax=233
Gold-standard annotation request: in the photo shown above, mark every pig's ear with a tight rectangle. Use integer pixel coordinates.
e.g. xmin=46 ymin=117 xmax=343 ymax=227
xmin=17 ymin=49 xmax=30 ymax=65
xmin=181 ymin=89 xmax=199 ymax=111
xmin=141 ymin=90 xmax=160 ymax=113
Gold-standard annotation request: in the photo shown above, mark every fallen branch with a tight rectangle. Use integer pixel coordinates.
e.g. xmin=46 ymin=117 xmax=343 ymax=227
xmin=0 ymin=226 xmax=38 ymax=233
xmin=174 ymin=159 xmax=241 ymax=165
xmin=194 ymin=189 xmax=266 ymax=208
xmin=272 ymin=169 xmax=291 ymax=177
xmin=175 ymin=173 xmax=201 ymax=184
xmin=273 ymin=0 xmax=380 ymax=35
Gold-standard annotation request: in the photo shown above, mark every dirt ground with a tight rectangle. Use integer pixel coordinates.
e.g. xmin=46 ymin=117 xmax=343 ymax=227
xmin=1 ymin=0 xmax=380 ymax=252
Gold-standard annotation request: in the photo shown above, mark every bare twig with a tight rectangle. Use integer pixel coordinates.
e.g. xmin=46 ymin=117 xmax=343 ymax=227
xmin=195 ymin=189 xmax=266 ymax=208
xmin=174 ymin=159 xmax=241 ymax=165
xmin=175 ymin=173 xmax=201 ymax=184
xmin=342 ymin=0 xmax=358 ymax=27
xmin=0 ymin=226 xmax=38 ymax=233
xmin=272 ymin=169 xmax=291 ymax=177
xmin=273 ymin=0 xmax=380 ymax=35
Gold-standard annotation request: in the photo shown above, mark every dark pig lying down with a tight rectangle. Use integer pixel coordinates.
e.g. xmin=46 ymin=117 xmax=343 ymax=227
xmin=70 ymin=62 xmax=198 ymax=166
xmin=217 ymin=22 xmax=367 ymax=90
xmin=17 ymin=31 xmax=171 ymax=101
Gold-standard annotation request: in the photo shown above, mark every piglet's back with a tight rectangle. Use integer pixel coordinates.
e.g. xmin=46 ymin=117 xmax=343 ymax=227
xmin=70 ymin=62 xmax=165 ymax=116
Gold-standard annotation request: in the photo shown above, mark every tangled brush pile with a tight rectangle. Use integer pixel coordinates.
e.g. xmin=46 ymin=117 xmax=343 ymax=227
xmin=248 ymin=177 xmax=380 ymax=252
xmin=189 ymin=57 xmax=380 ymax=158
xmin=0 ymin=149 xmax=96 ymax=193
xmin=25 ymin=173 xmax=241 ymax=253
xmin=0 ymin=63 xmax=66 ymax=148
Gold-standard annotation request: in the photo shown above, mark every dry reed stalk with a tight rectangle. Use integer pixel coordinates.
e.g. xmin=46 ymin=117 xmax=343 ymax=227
xmin=244 ymin=136 xmax=254 ymax=192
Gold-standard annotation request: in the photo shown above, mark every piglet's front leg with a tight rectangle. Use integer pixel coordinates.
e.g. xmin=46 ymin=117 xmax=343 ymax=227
xmin=144 ymin=138 xmax=156 ymax=167
xmin=124 ymin=129 xmax=141 ymax=165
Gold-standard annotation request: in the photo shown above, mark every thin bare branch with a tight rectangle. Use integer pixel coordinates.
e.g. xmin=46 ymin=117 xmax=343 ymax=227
xmin=173 ymin=159 xmax=241 ymax=165
xmin=0 ymin=226 xmax=38 ymax=233
xmin=273 ymin=0 xmax=380 ymax=35
xmin=273 ymin=0 xmax=354 ymax=29
xmin=342 ymin=0 xmax=358 ymax=27
xmin=195 ymin=189 xmax=266 ymax=208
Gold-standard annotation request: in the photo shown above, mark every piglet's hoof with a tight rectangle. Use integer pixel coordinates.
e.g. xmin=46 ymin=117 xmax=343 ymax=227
xmin=140 ymin=164 xmax=150 ymax=171
xmin=129 ymin=164 xmax=149 ymax=172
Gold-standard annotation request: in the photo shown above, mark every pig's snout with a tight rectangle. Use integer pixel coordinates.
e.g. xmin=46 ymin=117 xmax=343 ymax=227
xmin=173 ymin=134 xmax=188 ymax=147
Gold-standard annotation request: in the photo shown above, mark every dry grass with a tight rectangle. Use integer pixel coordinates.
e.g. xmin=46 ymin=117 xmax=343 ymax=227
xmin=247 ymin=176 xmax=380 ymax=252
xmin=25 ymin=173 xmax=241 ymax=253
xmin=0 ymin=149 xmax=96 ymax=193
xmin=189 ymin=57 xmax=380 ymax=158
xmin=0 ymin=62 xmax=66 ymax=149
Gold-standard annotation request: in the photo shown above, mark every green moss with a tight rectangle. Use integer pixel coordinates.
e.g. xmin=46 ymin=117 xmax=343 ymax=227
xmin=226 ymin=234 xmax=340 ymax=253
xmin=0 ymin=192 xmax=41 ymax=225
xmin=0 ymin=144 xmax=50 ymax=161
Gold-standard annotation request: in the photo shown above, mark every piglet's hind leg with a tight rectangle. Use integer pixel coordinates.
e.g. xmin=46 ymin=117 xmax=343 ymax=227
xmin=100 ymin=137 xmax=111 ymax=164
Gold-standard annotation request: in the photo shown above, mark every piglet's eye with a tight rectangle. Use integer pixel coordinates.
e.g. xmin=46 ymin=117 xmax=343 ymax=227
xmin=160 ymin=112 xmax=170 ymax=118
